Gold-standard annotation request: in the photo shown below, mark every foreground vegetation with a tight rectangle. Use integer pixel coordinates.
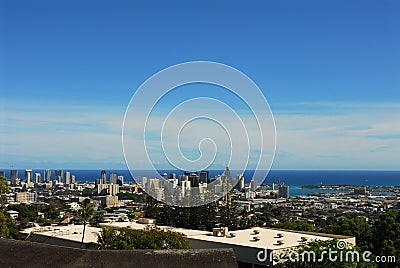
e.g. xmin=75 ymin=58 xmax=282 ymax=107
xmin=97 ymin=226 xmax=189 ymax=250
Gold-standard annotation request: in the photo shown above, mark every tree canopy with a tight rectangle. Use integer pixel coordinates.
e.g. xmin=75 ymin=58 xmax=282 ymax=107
xmin=97 ymin=226 xmax=189 ymax=250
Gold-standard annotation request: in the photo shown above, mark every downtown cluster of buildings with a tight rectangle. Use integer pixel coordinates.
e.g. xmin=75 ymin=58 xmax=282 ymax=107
xmin=7 ymin=169 xmax=76 ymax=188
xmin=137 ymin=167 xmax=290 ymax=204
xmin=1 ymin=169 xmax=127 ymax=207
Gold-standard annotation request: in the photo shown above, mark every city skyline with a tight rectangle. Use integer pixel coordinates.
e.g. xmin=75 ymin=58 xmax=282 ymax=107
xmin=1 ymin=1 xmax=399 ymax=170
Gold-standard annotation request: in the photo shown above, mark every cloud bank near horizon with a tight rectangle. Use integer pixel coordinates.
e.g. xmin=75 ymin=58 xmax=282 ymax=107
xmin=1 ymin=100 xmax=399 ymax=170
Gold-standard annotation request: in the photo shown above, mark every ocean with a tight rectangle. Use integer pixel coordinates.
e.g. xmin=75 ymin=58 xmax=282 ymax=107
xmin=3 ymin=169 xmax=399 ymax=196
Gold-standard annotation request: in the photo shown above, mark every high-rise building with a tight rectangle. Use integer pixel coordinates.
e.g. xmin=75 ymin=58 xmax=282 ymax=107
xmin=224 ymin=166 xmax=232 ymax=181
xmin=141 ymin=177 xmax=147 ymax=189
xmin=148 ymin=178 xmax=160 ymax=190
xmin=278 ymin=185 xmax=289 ymax=199
xmin=109 ymin=173 xmax=117 ymax=184
xmin=55 ymin=170 xmax=63 ymax=183
xmin=188 ymin=173 xmax=199 ymax=187
xmin=250 ymin=179 xmax=257 ymax=192
xmin=63 ymin=171 xmax=71 ymax=185
xmin=71 ymin=175 xmax=76 ymax=184
xmin=108 ymin=184 xmax=120 ymax=196
xmin=199 ymin=171 xmax=209 ymax=183
xmin=34 ymin=173 xmax=41 ymax=183
xmin=117 ymin=175 xmax=124 ymax=186
xmin=236 ymin=174 xmax=245 ymax=191
xmin=25 ymin=169 xmax=32 ymax=183
xmin=10 ymin=170 xmax=18 ymax=186
xmin=44 ymin=169 xmax=51 ymax=182
xmin=101 ymin=170 xmax=107 ymax=184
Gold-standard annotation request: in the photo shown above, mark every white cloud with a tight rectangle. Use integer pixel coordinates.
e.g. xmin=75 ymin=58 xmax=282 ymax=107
xmin=1 ymin=100 xmax=399 ymax=169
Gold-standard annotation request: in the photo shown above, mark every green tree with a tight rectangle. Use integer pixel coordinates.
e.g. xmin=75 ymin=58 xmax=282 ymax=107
xmin=0 ymin=210 xmax=18 ymax=239
xmin=274 ymin=239 xmax=375 ymax=268
xmin=77 ymin=199 xmax=94 ymax=248
xmin=7 ymin=203 xmax=38 ymax=222
xmin=322 ymin=213 xmax=373 ymax=252
xmin=372 ymin=210 xmax=400 ymax=263
xmin=218 ymin=191 xmax=239 ymax=230
xmin=97 ymin=226 xmax=189 ymax=250
xmin=0 ymin=176 xmax=10 ymax=206
xmin=274 ymin=218 xmax=315 ymax=232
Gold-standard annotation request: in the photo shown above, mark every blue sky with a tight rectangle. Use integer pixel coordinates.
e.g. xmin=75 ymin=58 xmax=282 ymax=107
xmin=1 ymin=0 xmax=399 ymax=170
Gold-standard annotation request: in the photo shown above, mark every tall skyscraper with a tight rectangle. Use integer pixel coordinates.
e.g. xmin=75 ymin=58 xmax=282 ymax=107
xmin=188 ymin=173 xmax=199 ymax=187
xmin=199 ymin=171 xmax=209 ymax=183
xmin=11 ymin=170 xmax=18 ymax=186
xmin=250 ymin=179 xmax=257 ymax=192
xmin=278 ymin=185 xmax=290 ymax=199
xmin=224 ymin=166 xmax=232 ymax=181
xmin=44 ymin=169 xmax=51 ymax=182
xmin=55 ymin=170 xmax=63 ymax=183
xmin=101 ymin=170 xmax=107 ymax=184
xmin=25 ymin=169 xmax=32 ymax=183
xmin=64 ymin=171 xmax=71 ymax=184
xmin=34 ymin=173 xmax=41 ymax=183
xmin=109 ymin=173 xmax=117 ymax=184
xmin=236 ymin=174 xmax=245 ymax=191
xmin=117 ymin=175 xmax=124 ymax=186
xmin=71 ymin=175 xmax=76 ymax=184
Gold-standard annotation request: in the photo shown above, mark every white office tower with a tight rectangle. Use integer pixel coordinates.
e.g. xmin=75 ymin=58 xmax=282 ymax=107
xmin=63 ymin=171 xmax=71 ymax=185
xmin=108 ymin=183 xmax=120 ymax=196
xmin=148 ymin=178 xmax=160 ymax=190
xmin=199 ymin=182 xmax=207 ymax=194
xmin=181 ymin=180 xmax=191 ymax=196
xmin=236 ymin=174 xmax=245 ymax=191
xmin=34 ymin=173 xmax=41 ymax=183
xmin=109 ymin=173 xmax=117 ymax=184
xmin=141 ymin=177 xmax=148 ymax=190
xmin=250 ymin=179 xmax=257 ymax=192
xmin=213 ymin=176 xmax=223 ymax=194
xmin=25 ymin=169 xmax=32 ymax=183
xmin=71 ymin=175 xmax=76 ymax=184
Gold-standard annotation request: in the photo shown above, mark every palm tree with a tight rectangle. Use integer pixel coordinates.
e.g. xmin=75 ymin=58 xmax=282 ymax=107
xmin=78 ymin=198 xmax=94 ymax=248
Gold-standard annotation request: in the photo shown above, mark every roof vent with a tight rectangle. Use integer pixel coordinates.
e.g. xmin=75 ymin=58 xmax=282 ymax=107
xmin=212 ymin=227 xmax=228 ymax=237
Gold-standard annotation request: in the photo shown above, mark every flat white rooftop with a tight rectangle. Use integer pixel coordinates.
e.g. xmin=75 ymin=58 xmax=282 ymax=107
xmin=22 ymin=221 xmax=355 ymax=251
xmin=100 ymin=221 xmax=355 ymax=250
xmin=21 ymin=225 xmax=100 ymax=244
